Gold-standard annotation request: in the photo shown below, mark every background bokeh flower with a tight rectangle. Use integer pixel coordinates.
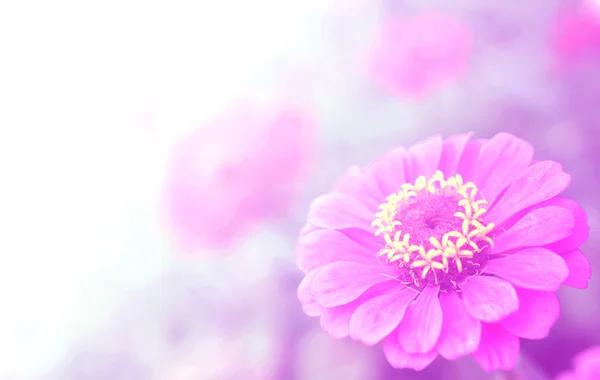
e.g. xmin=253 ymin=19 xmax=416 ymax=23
xmin=162 ymin=102 xmax=315 ymax=254
xmin=368 ymin=12 xmax=472 ymax=99
xmin=550 ymin=1 xmax=600 ymax=71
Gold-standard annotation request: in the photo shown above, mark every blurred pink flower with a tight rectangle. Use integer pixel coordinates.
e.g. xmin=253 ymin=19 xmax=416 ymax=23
xmin=163 ymin=102 xmax=315 ymax=253
xmin=296 ymin=132 xmax=590 ymax=372
xmin=555 ymin=346 xmax=600 ymax=380
xmin=368 ymin=12 xmax=472 ymax=99
xmin=550 ymin=2 xmax=600 ymax=70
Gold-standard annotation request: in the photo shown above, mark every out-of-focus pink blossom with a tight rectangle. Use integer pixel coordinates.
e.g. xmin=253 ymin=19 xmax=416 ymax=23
xmin=368 ymin=12 xmax=472 ymax=99
xmin=550 ymin=2 xmax=600 ymax=70
xmin=555 ymin=345 xmax=600 ymax=380
xmin=163 ymin=102 xmax=315 ymax=254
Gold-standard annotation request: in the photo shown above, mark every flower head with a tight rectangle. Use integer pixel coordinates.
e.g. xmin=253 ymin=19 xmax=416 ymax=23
xmin=556 ymin=346 xmax=600 ymax=380
xmin=368 ymin=12 xmax=472 ymax=99
xmin=296 ymin=133 xmax=590 ymax=372
xmin=163 ymin=102 xmax=314 ymax=253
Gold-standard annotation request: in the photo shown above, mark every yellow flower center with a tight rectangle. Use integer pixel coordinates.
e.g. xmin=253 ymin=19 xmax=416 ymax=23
xmin=371 ymin=170 xmax=495 ymax=290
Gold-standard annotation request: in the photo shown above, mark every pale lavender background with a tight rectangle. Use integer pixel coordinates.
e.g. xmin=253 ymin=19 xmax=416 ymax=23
xmin=0 ymin=0 xmax=598 ymax=379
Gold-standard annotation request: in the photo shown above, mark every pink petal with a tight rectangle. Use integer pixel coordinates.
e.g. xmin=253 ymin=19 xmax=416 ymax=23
xmin=299 ymin=222 xmax=320 ymax=237
xmin=311 ymin=262 xmax=397 ymax=308
xmin=320 ymin=303 xmax=357 ymax=339
xmin=297 ymin=268 xmax=325 ymax=317
xmin=437 ymin=291 xmax=481 ymax=360
xmin=485 ymin=161 xmax=571 ymax=226
xmin=501 ymin=287 xmax=560 ymax=339
xmin=461 ymin=276 xmax=519 ymax=322
xmin=349 ymin=285 xmax=416 ymax=345
xmin=492 ymin=206 xmax=575 ymax=254
xmin=472 ymin=323 xmax=520 ymax=372
xmin=341 ymin=227 xmax=385 ymax=253
xmin=383 ymin=334 xmax=439 ymax=371
xmin=438 ymin=132 xmax=473 ymax=176
xmin=544 ymin=198 xmax=590 ymax=254
xmin=456 ymin=139 xmax=486 ymax=182
xmin=562 ymin=249 xmax=592 ymax=289
xmin=486 ymin=248 xmax=569 ymax=291
xmin=307 ymin=193 xmax=375 ymax=231
xmin=332 ymin=165 xmax=383 ymax=212
xmin=397 ymin=286 xmax=443 ymax=353
xmin=474 ymin=133 xmax=534 ymax=202
xmin=408 ymin=135 xmax=443 ymax=181
xmin=366 ymin=146 xmax=411 ymax=196
xmin=296 ymin=229 xmax=378 ymax=272
xmin=321 ymin=281 xmax=401 ymax=339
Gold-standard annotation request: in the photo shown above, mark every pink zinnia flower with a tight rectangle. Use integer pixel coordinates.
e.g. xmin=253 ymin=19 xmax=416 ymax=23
xmin=556 ymin=346 xmax=600 ymax=380
xmin=163 ymin=103 xmax=314 ymax=253
xmin=296 ymin=133 xmax=590 ymax=372
xmin=368 ymin=12 xmax=472 ymax=99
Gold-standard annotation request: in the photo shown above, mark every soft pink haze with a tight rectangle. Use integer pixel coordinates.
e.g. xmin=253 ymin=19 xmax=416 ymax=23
xmin=368 ymin=12 xmax=472 ymax=99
